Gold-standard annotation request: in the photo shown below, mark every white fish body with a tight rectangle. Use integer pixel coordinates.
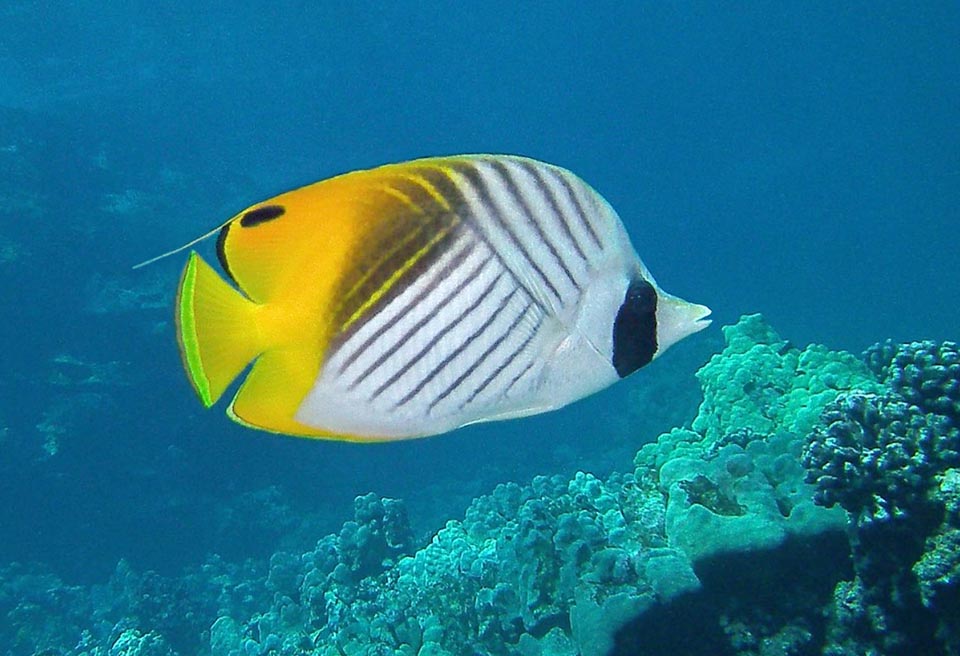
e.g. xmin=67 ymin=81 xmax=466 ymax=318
xmin=285 ymin=156 xmax=711 ymax=438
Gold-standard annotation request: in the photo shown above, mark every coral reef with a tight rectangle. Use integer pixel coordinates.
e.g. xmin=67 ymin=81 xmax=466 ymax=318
xmin=692 ymin=314 xmax=880 ymax=443
xmin=803 ymin=391 xmax=958 ymax=525
xmin=0 ymin=557 xmax=265 ymax=656
xmin=2 ymin=316 xmax=958 ymax=656
xmin=863 ymin=340 xmax=960 ymax=419
xmin=203 ymin=471 xmax=701 ymax=656
xmin=803 ymin=339 xmax=960 ymax=655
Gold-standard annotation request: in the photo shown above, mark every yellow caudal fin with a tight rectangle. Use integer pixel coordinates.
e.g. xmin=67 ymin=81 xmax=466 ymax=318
xmin=176 ymin=251 xmax=263 ymax=407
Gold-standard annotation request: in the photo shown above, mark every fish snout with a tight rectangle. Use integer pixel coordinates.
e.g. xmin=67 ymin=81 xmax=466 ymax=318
xmin=655 ymin=294 xmax=712 ymax=356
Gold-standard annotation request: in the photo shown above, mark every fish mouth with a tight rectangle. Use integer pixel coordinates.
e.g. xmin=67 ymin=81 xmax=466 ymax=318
xmin=655 ymin=296 xmax=713 ymax=355
xmin=688 ymin=303 xmax=712 ymax=332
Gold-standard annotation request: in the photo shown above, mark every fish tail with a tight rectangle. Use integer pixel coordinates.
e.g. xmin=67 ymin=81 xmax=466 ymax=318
xmin=176 ymin=251 xmax=264 ymax=407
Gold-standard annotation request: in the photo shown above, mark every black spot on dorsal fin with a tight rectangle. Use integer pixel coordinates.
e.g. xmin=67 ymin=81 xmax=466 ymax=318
xmin=240 ymin=205 xmax=285 ymax=227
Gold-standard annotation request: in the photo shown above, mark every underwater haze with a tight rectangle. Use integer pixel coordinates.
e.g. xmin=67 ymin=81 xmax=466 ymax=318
xmin=1 ymin=3 xmax=958 ymax=656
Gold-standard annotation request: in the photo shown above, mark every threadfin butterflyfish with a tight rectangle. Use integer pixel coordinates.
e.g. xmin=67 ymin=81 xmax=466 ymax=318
xmin=169 ymin=155 xmax=711 ymax=441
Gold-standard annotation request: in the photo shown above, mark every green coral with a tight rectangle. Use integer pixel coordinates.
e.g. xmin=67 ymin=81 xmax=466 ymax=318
xmin=692 ymin=313 xmax=879 ymax=443
xmin=108 ymin=629 xmax=174 ymax=656
xmin=651 ymin=430 xmax=847 ymax=563
xmin=635 ymin=314 xmax=868 ymax=565
xmin=207 ymin=473 xmax=699 ymax=656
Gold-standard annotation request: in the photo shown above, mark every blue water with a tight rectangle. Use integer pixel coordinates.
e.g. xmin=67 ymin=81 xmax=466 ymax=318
xmin=1 ymin=3 xmax=958 ymax=654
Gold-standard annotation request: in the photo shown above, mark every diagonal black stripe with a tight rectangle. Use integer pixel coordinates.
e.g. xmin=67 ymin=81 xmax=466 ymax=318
xmin=370 ymin=270 xmax=504 ymax=401
xmin=552 ymin=169 xmax=603 ymax=251
xmin=348 ymin=253 xmax=494 ymax=392
xmin=408 ymin=166 xmax=468 ymax=216
xmin=383 ymin=175 xmax=451 ymax=218
xmin=416 ymin=165 xmax=551 ymax=315
xmin=516 ymin=160 xmax=590 ymax=265
xmin=451 ymin=162 xmax=563 ymax=303
xmin=397 ymin=285 xmax=519 ymax=408
xmin=330 ymin=179 xmax=453 ymax=334
xmin=459 ymin=307 xmax=539 ymax=409
xmin=429 ymin=297 xmax=532 ymax=411
xmin=488 ymin=160 xmax=581 ymax=292
xmin=331 ymin=225 xmax=459 ymax=350
xmin=334 ymin=235 xmax=475 ymax=375
xmin=504 ymin=360 xmax=537 ymax=396
xmin=332 ymin=223 xmax=430 ymax=327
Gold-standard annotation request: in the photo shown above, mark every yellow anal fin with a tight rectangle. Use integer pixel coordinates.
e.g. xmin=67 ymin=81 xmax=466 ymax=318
xmin=176 ymin=252 xmax=263 ymax=406
xmin=227 ymin=349 xmax=337 ymax=438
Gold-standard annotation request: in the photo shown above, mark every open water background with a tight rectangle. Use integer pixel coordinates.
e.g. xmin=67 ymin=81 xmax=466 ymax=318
xmin=0 ymin=2 xmax=956 ymax=586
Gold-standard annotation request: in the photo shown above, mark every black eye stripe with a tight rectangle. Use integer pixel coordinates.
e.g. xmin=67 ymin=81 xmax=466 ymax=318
xmin=240 ymin=205 xmax=286 ymax=227
xmin=612 ymin=276 xmax=658 ymax=378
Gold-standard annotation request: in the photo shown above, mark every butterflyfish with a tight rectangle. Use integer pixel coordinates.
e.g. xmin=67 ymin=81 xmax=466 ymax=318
xmin=170 ymin=155 xmax=711 ymax=441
